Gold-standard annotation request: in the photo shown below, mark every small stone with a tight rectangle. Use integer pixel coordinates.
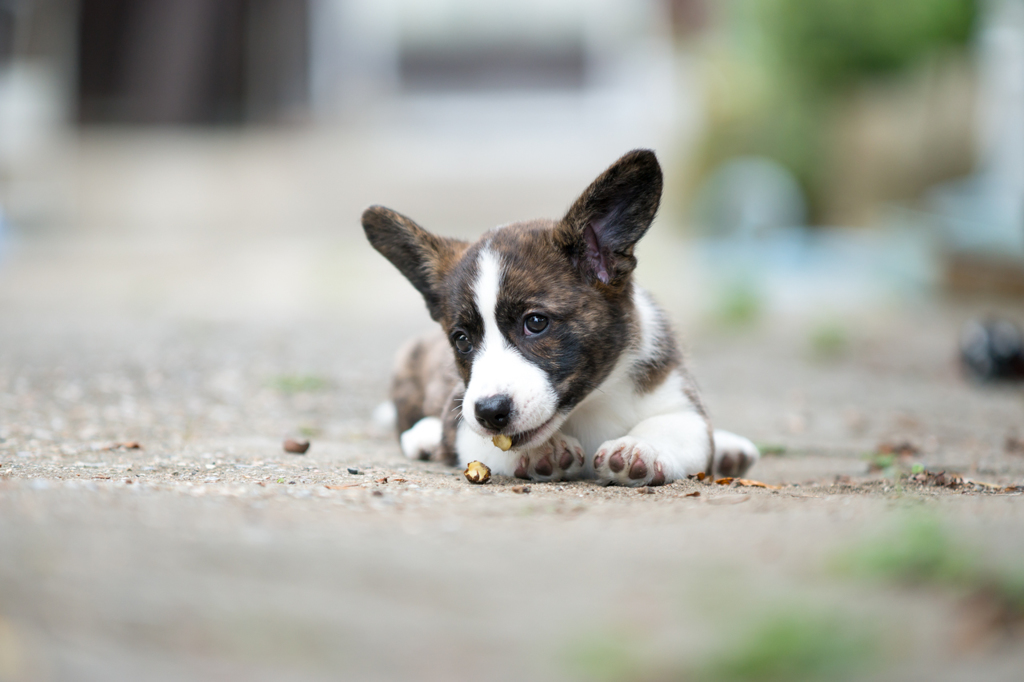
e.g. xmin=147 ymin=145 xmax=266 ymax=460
xmin=511 ymin=485 xmax=530 ymax=494
xmin=347 ymin=467 xmax=360 ymax=475
xmin=283 ymin=439 xmax=310 ymax=454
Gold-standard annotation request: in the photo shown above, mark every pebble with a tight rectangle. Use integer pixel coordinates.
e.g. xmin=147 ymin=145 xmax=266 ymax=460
xmin=283 ymin=439 xmax=310 ymax=454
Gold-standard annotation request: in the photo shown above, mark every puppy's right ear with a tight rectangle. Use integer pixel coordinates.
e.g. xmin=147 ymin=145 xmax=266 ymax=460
xmin=362 ymin=206 xmax=468 ymax=321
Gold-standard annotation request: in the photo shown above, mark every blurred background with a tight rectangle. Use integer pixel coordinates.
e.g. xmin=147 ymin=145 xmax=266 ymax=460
xmin=3 ymin=3 xmax=1024 ymax=682
xmin=0 ymin=0 xmax=1020 ymax=325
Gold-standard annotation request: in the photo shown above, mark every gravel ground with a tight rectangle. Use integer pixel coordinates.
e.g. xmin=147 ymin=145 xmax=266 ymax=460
xmin=2 ymin=131 xmax=1024 ymax=681
xmin=3 ymin=306 xmax=1024 ymax=682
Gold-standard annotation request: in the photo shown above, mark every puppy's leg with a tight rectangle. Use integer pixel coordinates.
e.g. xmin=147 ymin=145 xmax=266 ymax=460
xmin=452 ymin=423 xmax=584 ymax=481
xmin=712 ymin=429 xmax=760 ymax=477
xmin=399 ymin=417 xmax=442 ymax=461
xmin=593 ymin=411 xmax=711 ymax=487
xmin=511 ymin=432 xmax=585 ymax=482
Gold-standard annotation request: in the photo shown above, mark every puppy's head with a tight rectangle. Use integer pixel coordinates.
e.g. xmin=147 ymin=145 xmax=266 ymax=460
xmin=363 ymin=149 xmax=663 ymax=449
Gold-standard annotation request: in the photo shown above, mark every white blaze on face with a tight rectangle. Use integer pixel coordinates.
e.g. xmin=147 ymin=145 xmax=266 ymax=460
xmin=464 ymin=248 xmax=557 ymax=436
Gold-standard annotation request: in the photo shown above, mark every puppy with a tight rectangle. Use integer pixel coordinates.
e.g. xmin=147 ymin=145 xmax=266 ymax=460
xmin=363 ymin=149 xmax=758 ymax=486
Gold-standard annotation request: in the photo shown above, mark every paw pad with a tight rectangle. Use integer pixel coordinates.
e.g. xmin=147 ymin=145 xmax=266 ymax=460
xmin=609 ymin=452 xmax=625 ymax=472
xmin=628 ymin=457 xmax=647 ymax=480
xmin=514 ymin=433 xmax=585 ymax=482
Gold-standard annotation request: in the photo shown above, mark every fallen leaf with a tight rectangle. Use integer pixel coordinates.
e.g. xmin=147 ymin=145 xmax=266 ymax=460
xmin=102 ymin=441 xmax=142 ymax=451
xmin=325 ymin=484 xmax=361 ymax=490
xmin=877 ymin=440 xmax=919 ymax=456
xmin=735 ymin=478 xmax=783 ymax=490
xmin=685 ymin=491 xmax=701 ymax=497
xmin=714 ymin=477 xmax=735 ymax=485
xmin=376 ymin=477 xmax=388 ymax=484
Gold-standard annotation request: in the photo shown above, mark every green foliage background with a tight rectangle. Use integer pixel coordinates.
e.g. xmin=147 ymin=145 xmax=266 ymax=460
xmin=691 ymin=0 xmax=978 ymax=224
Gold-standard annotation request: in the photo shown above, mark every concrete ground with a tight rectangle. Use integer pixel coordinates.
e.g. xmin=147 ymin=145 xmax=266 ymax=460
xmin=1 ymin=129 xmax=1024 ymax=681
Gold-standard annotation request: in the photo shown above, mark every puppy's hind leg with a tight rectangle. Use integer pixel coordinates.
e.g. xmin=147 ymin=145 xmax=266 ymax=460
xmin=712 ymin=429 xmax=760 ymax=477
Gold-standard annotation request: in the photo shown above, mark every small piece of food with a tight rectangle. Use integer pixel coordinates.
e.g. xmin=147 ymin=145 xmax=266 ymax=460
xmin=283 ymin=438 xmax=310 ymax=454
xmin=464 ymin=461 xmax=491 ymax=484
xmin=492 ymin=434 xmax=513 ymax=451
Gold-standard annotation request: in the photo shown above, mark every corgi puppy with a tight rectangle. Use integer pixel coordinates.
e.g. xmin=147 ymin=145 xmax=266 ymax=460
xmin=363 ymin=150 xmax=758 ymax=486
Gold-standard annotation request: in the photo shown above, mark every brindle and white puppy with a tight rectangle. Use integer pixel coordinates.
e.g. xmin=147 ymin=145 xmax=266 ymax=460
xmin=363 ymin=149 xmax=758 ymax=486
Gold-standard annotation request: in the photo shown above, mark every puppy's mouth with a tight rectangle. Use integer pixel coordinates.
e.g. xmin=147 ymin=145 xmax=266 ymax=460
xmin=504 ymin=414 xmax=563 ymax=450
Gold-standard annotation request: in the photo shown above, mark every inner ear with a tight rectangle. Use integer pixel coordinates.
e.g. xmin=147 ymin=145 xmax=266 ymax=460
xmin=583 ymin=222 xmax=610 ymax=284
xmin=556 ymin=149 xmax=663 ymax=286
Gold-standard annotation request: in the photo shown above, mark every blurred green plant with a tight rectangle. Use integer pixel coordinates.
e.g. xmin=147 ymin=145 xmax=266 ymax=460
xmin=809 ymin=322 xmax=849 ymax=359
xmin=690 ymin=0 xmax=977 ymax=224
xmin=570 ymin=631 xmax=638 ymax=682
xmin=835 ymin=512 xmax=1024 ymax=618
xmin=765 ymin=0 xmax=977 ymax=91
xmin=700 ymin=614 xmax=878 ymax=681
xmin=713 ymin=280 xmax=764 ymax=328
xmin=268 ymin=374 xmax=329 ymax=394
xmin=837 ymin=513 xmax=973 ymax=585
xmin=570 ymin=612 xmax=879 ymax=682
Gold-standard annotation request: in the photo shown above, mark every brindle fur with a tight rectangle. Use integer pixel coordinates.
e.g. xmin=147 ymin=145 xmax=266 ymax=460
xmin=364 ymin=150 xmax=714 ymax=470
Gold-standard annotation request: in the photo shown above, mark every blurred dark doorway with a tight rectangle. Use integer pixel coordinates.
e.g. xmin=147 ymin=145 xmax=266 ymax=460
xmin=77 ymin=0 xmax=308 ymax=125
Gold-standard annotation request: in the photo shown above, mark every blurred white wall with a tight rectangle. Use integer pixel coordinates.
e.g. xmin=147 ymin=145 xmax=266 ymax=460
xmin=309 ymin=0 xmax=685 ymax=158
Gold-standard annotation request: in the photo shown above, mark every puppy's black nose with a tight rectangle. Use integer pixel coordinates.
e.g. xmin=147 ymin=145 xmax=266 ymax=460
xmin=475 ymin=395 xmax=513 ymax=431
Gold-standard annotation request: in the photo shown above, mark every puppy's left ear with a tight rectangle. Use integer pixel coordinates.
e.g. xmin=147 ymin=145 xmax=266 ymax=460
xmin=554 ymin=149 xmax=663 ymax=287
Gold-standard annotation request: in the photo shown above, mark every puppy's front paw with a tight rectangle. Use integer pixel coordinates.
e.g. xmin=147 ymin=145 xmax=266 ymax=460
xmin=593 ymin=437 xmax=667 ymax=487
xmin=513 ymin=433 xmax=585 ymax=482
xmin=712 ymin=430 xmax=760 ymax=477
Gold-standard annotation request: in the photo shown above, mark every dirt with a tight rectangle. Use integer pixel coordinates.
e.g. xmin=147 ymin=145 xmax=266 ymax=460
xmin=1 ymin=131 xmax=1023 ymax=681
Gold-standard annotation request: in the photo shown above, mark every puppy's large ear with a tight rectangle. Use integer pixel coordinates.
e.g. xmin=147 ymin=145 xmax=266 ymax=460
xmin=554 ymin=149 xmax=663 ymax=287
xmin=362 ymin=206 xmax=468 ymax=321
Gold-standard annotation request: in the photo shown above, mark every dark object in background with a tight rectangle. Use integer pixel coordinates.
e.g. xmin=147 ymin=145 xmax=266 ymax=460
xmin=283 ymin=438 xmax=309 ymax=454
xmin=77 ymin=0 xmax=308 ymax=125
xmin=959 ymin=319 xmax=1024 ymax=381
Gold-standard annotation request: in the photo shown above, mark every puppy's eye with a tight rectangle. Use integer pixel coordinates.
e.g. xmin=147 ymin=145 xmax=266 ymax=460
xmin=453 ymin=332 xmax=473 ymax=354
xmin=524 ymin=314 xmax=549 ymax=335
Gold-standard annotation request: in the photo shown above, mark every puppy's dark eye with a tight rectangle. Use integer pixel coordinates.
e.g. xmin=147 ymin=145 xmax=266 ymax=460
xmin=453 ymin=332 xmax=473 ymax=354
xmin=524 ymin=314 xmax=548 ymax=335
